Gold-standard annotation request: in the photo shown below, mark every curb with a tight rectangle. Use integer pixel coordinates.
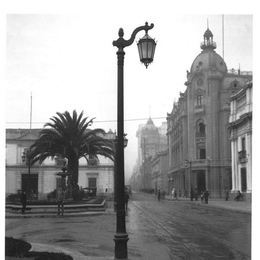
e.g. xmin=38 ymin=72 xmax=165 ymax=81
xmin=164 ymin=197 xmax=251 ymax=214
xmin=5 ymin=210 xmax=114 ymax=219
xmin=30 ymin=242 xmax=115 ymax=260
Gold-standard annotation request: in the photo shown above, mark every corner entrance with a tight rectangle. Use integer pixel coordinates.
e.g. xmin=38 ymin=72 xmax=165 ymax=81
xmin=197 ymin=170 xmax=206 ymax=194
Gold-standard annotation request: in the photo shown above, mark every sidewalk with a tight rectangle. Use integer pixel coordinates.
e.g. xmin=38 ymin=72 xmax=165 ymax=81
xmin=164 ymin=195 xmax=251 ymax=213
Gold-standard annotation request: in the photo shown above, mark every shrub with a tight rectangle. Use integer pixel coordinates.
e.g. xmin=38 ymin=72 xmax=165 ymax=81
xmin=6 ymin=193 xmax=21 ymax=203
xmin=72 ymin=187 xmax=84 ymax=201
xmin=5 ymin=237 xmax=31 ymax=257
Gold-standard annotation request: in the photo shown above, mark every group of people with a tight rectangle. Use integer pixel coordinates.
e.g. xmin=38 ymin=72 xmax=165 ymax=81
xmin=19 ymin=188 xmax=65 ymax=216
xmin=190 ymin=188 xmax=210 ymax=203
xmin=155 ymin=187 xmax=210 ymax=204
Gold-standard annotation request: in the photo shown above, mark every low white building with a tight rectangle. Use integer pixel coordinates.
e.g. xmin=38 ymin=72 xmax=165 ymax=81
xmin=229 ymin=81 xmax=252 ymax=199
xmin=6 ymin=128 xmax=115 ymax=199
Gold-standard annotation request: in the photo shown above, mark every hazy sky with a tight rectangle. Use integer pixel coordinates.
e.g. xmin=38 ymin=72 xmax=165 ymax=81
xmin=0 ymin=1 xmax=258 ymax=257
xmin=4 ymin=6 xmax=253 ymax=180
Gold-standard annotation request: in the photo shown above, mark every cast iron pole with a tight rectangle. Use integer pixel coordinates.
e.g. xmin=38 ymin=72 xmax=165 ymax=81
xmin=112 ymin=22 xmax=154 ymax=259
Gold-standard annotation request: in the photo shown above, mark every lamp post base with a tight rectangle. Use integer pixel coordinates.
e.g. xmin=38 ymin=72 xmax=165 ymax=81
xmin=114 ymin=233 xmax=129 ymax=259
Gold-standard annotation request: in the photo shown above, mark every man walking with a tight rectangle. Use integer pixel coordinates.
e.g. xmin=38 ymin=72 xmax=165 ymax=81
xmin=171 ymin=188 xmax=175 ymax=200
xmin=20 ymin=191 xmax=27 ymax=214
xmin=157 ymin=189 xmax=161 ymax=201
xmin=204 ymin=190 xmax=209 ymax=204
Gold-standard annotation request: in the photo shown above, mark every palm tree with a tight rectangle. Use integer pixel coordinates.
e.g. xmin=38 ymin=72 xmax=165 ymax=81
xmin=29 ymin=110 xmax=114 ymax=189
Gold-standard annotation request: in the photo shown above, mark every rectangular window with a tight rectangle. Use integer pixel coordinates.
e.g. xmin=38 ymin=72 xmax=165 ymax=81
xmin=197 ymin=95 xmax=203 ymax=106
xmin=241 ymin=137 xmax=246 ymax=151
xmin=88 ymin=177 xmax=97 ymax=188
xmin=236 ymin=94 xmax=246 ymax=109
xmin=199 ymin=148 xmax=206 ymax=159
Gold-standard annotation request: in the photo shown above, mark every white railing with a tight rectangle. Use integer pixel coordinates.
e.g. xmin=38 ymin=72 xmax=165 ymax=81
xmin=228 ymin=69 xmax=252 ymax=76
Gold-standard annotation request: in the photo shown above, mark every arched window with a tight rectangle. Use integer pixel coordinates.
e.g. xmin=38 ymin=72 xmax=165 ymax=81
xmin=198 ymin=122 xmax=205 ymax=135
xmin=196 ymin=120 xmax=206 ymax=137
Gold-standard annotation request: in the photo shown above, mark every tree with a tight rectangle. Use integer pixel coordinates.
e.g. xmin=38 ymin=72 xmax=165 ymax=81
xmin=29 ymin=110 xmax=114 ymax=190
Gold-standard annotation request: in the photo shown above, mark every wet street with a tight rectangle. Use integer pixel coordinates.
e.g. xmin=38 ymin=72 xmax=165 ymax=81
xmin=128 ymin=193 xmax=251 ymax=259
xmin=6 ymin=192 xmax=251 ymax=259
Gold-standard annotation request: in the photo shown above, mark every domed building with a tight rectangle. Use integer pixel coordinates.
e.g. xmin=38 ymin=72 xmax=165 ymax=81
xmin=134 ymin=117 xmax=167 ymax=190
xmin=167 ymin=27 xmax=252 ymax=198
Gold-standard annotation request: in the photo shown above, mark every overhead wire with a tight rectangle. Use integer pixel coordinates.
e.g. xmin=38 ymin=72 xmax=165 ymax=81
xmin=6 ymin=116 xmax=167 ymax=125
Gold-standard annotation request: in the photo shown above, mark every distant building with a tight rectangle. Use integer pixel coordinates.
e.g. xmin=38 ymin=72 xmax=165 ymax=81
xmin=167 ymin=27 xmax=252 ymax=198
xmin=229 ymin=81 xmax=252 ymax=199
xmin=151 ymin=150 xmax=168 ymax=194
xmin=6 ymin=128 xmax=115 ymax=199
xmin=133 ymin=118 xmax=167 ymax=191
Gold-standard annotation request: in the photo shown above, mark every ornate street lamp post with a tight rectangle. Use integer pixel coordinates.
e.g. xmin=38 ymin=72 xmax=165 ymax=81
xmin=114 ymin=134 xmax=128 ymax=212
xmin=113 ymin=22 xmax=156 ymax=259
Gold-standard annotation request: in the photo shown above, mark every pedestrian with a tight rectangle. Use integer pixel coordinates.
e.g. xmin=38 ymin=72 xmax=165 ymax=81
xmin=204 ymin=190 xmax=209 ymax=204
xmin=200 ymin=191 xmax=204 ymax=203
xmin=20 ymin=191 xmax=27 ymax=214
xmin=162 ymin=190 xmax=166 ymax=199
xmin=56 ymin=187 xmax=65 ymax=216
xmin=174 ymin=190 xmax=177 ymax=200
xmin=194 ymin=188 xmax=198 ymax=201
xmin=234 ymin=190 xmax=243 ymax=201
xmin=190 ymin=188 xmax=194 ymax=201
xmin=225 ymin=189 xmax=230 ymax=201
xmin=157 ymin=189 xmax=161 ymax=201
xmin=125 ymin=190 xmax=130 ymax=212
xmin=171 ymin=188 xmax=175 ymax=200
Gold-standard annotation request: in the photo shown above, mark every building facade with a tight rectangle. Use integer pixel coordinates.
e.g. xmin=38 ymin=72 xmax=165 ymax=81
xmin=131 ymin=118 xmax=167 ymax=191
xmin=167 ymin=28 xmax=252 ymax=198
xmin=151 ymin=150 xmax=168 ymax=194
xmin=229 ymin=81 xmax=252 ymax=199
xmin=6 ymin=128 xmax=115 ymax=199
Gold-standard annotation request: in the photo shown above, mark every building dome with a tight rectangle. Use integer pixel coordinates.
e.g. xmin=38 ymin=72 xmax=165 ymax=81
xmin=190 ymin=28 xmax=227 ymax=74
xmin=190 ymin=51 xmax=227 ymax=74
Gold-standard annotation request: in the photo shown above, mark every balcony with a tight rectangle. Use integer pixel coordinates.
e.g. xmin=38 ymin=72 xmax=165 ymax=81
xmin=200 ymin=41 xmax=216 ymax=50
xmin=228 ymin=69 xmax=252 ymax=76
xmin=195 ymin=132 xmax=206 ymax=138
xmin=194 ymin=104 xmax=205 ymax=114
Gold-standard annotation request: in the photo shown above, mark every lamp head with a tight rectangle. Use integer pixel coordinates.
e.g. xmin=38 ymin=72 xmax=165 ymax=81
xmin=137 ymin=32 xmax=156 ymax=68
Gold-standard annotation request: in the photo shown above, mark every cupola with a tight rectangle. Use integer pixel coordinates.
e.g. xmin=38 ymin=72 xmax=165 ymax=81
xmin=200 ymin=27 xmax=216 ymax=51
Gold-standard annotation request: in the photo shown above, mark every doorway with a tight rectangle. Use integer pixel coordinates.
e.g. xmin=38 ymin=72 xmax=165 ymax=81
xmin=21 ymin=174 xmax=38 ymax=197
xmin=197 ymin=170 xmax=206 ymax=194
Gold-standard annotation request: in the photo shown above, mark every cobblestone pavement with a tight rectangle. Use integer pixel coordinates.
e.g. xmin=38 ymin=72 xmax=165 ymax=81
xmin=5 ymin=192 xmax=251 ymax=259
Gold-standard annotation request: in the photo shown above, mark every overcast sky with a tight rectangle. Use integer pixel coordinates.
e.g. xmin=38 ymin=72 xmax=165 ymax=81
xmin=5 ymin=12 xmax=252 ymax=180
xmin=5 ymin=12 xmax=253 ymax=180
xmin=1 ymin=1 xmax=259 ymax=257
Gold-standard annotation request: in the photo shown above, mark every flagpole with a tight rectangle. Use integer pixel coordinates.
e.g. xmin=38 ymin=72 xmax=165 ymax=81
xmin=30 ymin=92 xmax=32 ymax=130
xmin=222 ymin=15 xmax=224 ymax=59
